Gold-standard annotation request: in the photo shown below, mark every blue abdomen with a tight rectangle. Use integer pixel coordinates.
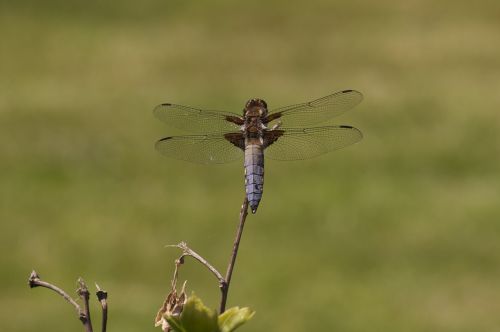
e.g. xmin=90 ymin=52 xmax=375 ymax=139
xmin=244 ymin=144 xmax=264 ymax=213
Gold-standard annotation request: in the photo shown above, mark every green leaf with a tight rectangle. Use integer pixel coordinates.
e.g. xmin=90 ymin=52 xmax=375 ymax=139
xmin=165 ymin=295 xmax=254 ymax=332
xmin=167 ymin=294 xmax=220 ymax=332
xmin=218 ymin=307 xmax=255 ymax=332
xmin=165 ymin=316 xmax=187 ymax=332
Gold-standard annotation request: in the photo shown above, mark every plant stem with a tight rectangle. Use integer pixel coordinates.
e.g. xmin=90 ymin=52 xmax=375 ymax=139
xmin=220 ymin=196 xmax=249 ymax=313
xmin=95 ymin=284 xmax=108 ymax=332
xmin=172 ymin=242 xmax=225 ymax=287
xmin=28 ymin=271 xmax=82 ymax=315
xmin=28 ymin=271 xmax=93 ymax=332
xmin=77 ymin=278 xmax=93 ymax=332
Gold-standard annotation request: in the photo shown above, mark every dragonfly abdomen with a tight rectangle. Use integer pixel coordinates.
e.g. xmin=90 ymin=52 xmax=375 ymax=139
xmin=244 ymin=143 xmax=264 ymax=214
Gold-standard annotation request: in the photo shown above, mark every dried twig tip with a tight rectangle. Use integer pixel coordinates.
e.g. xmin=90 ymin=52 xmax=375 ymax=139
xmin=78 ymin=278 xmax=87 ymax=288
xmin=28 ymin=270 xmax=40 ymax=288
xmin=95 ymin=283 xmax=108 ymax=301
xmin=77 ymin=278 xmax=90 ymax=298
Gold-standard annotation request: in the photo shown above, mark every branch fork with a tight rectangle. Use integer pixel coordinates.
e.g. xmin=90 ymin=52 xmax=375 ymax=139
xmin=28 ymin=195 xmax=251 ymax=331
xmin=168 ymin=196 xmax=249 ymax=313
xmin=28 ymin=270 xmax=108 ymax=332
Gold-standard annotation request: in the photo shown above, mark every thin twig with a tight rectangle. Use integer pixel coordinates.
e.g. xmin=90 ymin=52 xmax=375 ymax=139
xmin=166 ymin=196 xmax=250 ymax=313
xmin=28 ymin=271 xmax=93 ymax=331
xmin=77 ymin=278 xmax=93 ymax=332
xmin=95 ymin=284 xmax=108 ymax=332
xmin=28 ymin=270 xmax=83 ymax=316
xmin=171 ymin=257 xmax=181 ymax=290
xmin=168 ymin=242 xmax=226 ymax=286
xmin=220 ymin=196 xmax=249 ymax=313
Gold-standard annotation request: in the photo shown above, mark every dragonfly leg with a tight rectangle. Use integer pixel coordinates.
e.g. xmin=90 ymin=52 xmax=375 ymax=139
xmin=270 ymin=121 xmax=282 ymax=130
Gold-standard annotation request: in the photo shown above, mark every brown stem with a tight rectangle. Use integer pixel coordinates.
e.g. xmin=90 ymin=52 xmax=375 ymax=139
xmin=77 ymin=278 xmax=93 ymax=332
xmin=28 ymin=271 xmax=82 ymax=314
xmin=95 ymin=284 xmax=108 ymax=332
xmin=28 ymin=271 xmax=92 ymax=331
xmin=220 ymin=196 xmax=249 ymax=313
xmin=169 ymin=242 xmax=226 ymax=287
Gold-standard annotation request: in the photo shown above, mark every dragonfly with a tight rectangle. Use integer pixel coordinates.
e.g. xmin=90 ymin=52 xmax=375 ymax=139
xmin=154 ymin=89 xmax=363 ymax=214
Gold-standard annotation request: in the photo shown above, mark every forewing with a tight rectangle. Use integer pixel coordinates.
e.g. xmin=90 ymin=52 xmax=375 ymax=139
xmin=154 ymin=103 xmax=244 ymax=134
xmin=155 ymin=133 xmax=244 ymax=164
xmin=264 ymin=126 xmax=363 ymax=161
xmin=266 ymin=90 xmax=363 ymax=127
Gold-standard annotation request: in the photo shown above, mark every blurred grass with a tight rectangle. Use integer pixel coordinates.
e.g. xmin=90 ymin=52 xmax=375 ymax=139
xmin=1 ymin=0 xmax=500 ymax=331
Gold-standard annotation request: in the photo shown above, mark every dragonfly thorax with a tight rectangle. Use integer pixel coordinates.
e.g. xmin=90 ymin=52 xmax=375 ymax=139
xmin=243 ymin=116 xmax=264 ymax=139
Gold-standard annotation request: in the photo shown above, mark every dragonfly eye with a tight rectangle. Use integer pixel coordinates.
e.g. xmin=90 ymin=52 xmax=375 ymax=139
xmin=245 ymin=98 xmax=268 ymax=110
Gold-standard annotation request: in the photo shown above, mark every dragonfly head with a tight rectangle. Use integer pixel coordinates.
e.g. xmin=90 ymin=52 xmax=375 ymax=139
xmin=244 ymin=98 xmax=268 ymax=117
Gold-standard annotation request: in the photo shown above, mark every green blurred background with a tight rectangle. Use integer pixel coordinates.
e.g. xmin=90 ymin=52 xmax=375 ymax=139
xmin=1 ymin=0 xmax=499 ymax=331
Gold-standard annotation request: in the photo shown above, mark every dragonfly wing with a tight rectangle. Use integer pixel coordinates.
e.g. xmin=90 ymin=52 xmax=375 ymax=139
xmin=154 ymin=103 xmax=244 ymax=134
xmin=265 ymin=90 xmax=363 ymax=127
xmin=263 ymin=126 xmax=363 ymax=161
xmin=155 ymin=133 xmax=244 ymax=164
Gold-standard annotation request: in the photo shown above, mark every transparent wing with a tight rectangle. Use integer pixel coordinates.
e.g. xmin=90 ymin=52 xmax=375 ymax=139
xmin=155 ymin=134 xmax=243 ymax=164
xmin=264 ymin=126 xmax=363 ymax=161
xmin=154 ymin=103 xmax=244 ymax=134
xmin=266 ymin=90 xmax=363 ymax=127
